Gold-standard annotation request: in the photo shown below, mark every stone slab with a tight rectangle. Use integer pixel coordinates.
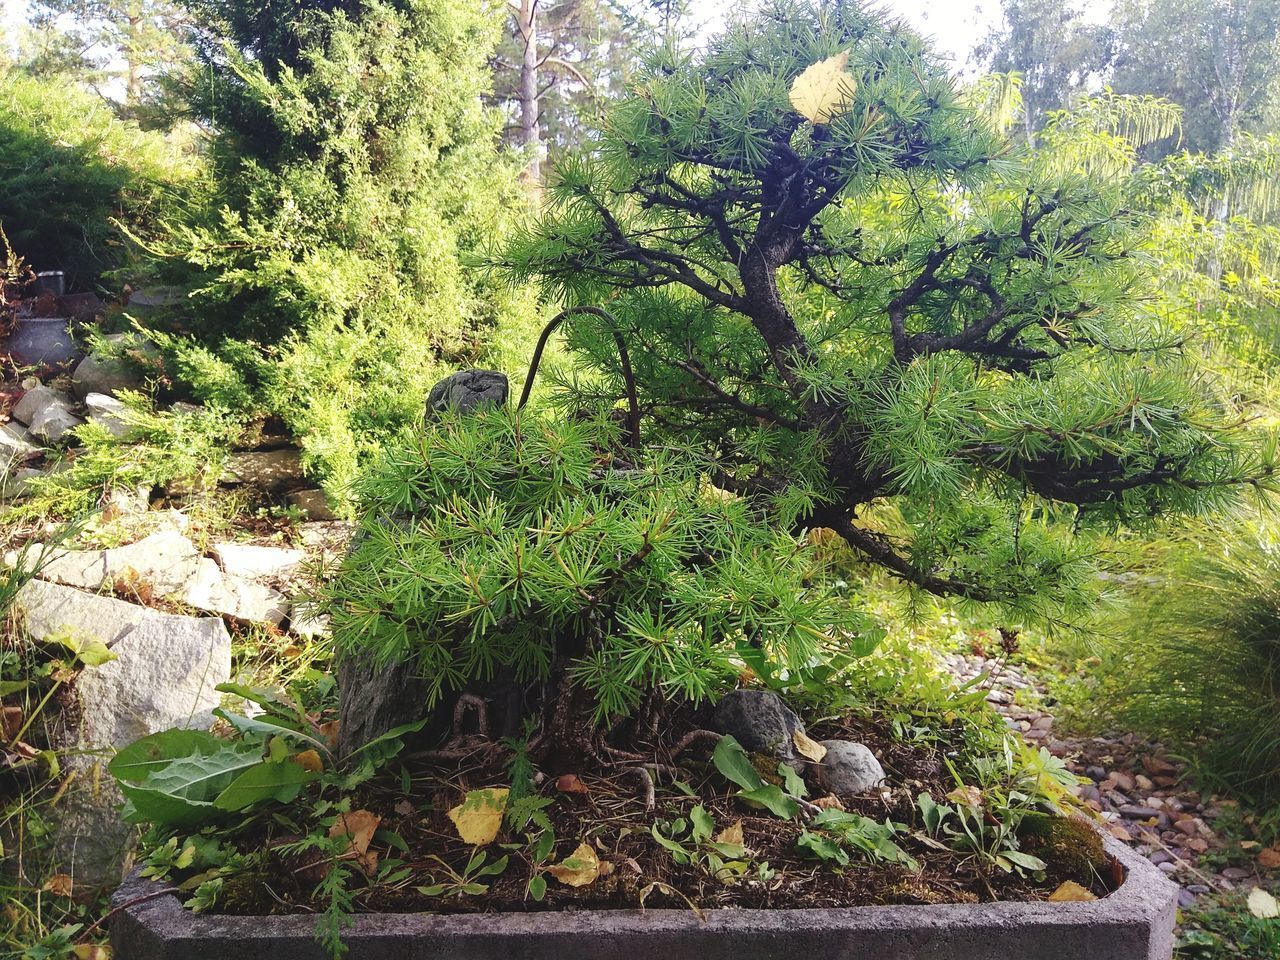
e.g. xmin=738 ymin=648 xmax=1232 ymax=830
xmin=29 ymin=529 xmax=202 ymax=596
xmin=111 ymin=835 xmax=1176 ymax=959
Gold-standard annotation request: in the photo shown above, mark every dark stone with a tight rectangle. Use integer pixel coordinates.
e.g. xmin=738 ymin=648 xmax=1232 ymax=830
xmin=813 ymin=739 xmax=886 ymax=795
xmin=1119 ymin=805 xmax=1162 ymax=821
xmin=426 ymin=370 xmax=509 ymax=417
xmin=710 ymin=690 xmax=803 ymax=764
xmin=7 ymin=317 xmax=82 ymax=366
xmin=110 ymin=832 xmax=1177 ymax=959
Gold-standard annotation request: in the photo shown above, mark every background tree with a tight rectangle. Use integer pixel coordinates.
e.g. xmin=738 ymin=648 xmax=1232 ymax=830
xmin=491 ymin=0 xmax=630 ymax=179
xmin=1110 ymin=0 xmax=1280 ymax=153
xmin=495 ymin=0 xmax=1275 ymax=616
xmin=26 ymin=0 xmax=193 ymax=116
xmin=975 ymin=0 xmax=1112 ymax=144
xmin=492 ymin=0 xmax=690 ymax=181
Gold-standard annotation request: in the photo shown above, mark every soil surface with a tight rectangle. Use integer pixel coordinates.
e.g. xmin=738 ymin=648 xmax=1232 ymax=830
xmin=212 ymin=708 xmax=1118 ymax=916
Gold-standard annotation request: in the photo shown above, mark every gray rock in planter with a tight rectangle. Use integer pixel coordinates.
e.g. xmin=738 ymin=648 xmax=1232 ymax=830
xmin=29 ymin=401 xmax=84 ymax=443
xmin=183 ymin=558 xmax=289 ymax=625
xmin=222 ymin=449 xmax=305 ymax=491
xmin=711 ymin=689 xmax=805 ymax=765
xmin=426 ymin=369 xmax=509 ymax=417
xmin=1 ymin=422 xmax=39 ymax=460
xmin=126 ymin=286 xmax=185 ymax=311
xmin=12 ymin=383 xmax=72 ymax=426
xmin=14 ymin=578 xmax=231 ymax=890
xmin=211 ymin=542 xmax=305 ymax=581
xmin=85 ymin=392 xmax=131 ymax=438
xmin=813 ymin=739 xmax=886 ymax=796
xmin=71 ymin=333 xmax=161 ymax=399
xmin=27 ymin=529 xmax=202 ymax=596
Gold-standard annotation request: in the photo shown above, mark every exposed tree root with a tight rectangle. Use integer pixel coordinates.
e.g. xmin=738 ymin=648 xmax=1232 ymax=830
xmin=671 ymin=729 xmax=722 ymax=757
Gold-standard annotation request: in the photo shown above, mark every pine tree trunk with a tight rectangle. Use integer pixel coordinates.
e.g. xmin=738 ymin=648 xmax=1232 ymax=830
xmin=516 ymin=0 xmax=542 ymax=182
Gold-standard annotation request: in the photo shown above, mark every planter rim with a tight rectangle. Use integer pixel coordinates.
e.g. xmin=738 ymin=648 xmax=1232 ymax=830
xmin=111 ymin=832 xmax=1177 ymax=959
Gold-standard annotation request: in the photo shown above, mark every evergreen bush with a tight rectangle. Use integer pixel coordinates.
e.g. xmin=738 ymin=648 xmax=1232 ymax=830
xmin=146 ymin=0 xmax=538 ymax=496
xmin=0 ymin=69 xmax=198 ymax=289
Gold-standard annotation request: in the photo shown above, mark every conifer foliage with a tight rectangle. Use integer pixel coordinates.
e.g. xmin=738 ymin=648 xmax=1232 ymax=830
xmin=326 ymin=411 xmax=873 ymax=758
xmin=494 ymin=0 xmax=1276 ymax=614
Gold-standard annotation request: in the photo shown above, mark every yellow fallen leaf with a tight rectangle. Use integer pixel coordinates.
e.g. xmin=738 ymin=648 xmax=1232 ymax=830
xmin=72 ymin=946 xmax=112 ymax=960
xmin=1048 ymin=881 xmax=1097 ymax=902
xmin=715 ymin=821 xmax=745 ymax=847
xmin=446 ymin=788 xmax=509 ymax=846
xmin=43 ymin=874 xmax=73 ymax=897
xmin=789 ymin=51 xmax=858 ymax=125
xmin=1248 ymin=887 xmax=1279 ymax=919
xmin=793 ymin=729 xmax=827 ymax=763
xmin=547 ymin=842 xmax=601 ymax=887
xmin=294 ymin=750 xmax=324 ymax=773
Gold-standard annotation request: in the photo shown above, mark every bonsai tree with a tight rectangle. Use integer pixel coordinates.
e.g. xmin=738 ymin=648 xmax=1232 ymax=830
xmin=328 ymin=0 xmax=1275 ymax=761
xmin=494 ymin=0 xmax=1275 ymax=613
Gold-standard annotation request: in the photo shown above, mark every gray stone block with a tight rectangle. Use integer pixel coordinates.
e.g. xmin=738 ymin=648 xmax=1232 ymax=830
xmin=110 ymin=833 xmax=1176 ymax=959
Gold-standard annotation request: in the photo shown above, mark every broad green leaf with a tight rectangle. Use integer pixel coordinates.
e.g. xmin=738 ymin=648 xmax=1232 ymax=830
xmin=1001 ymin=850 xmax=1047 ymax=873
xmin=797 ymin=830 xmax=849 ymax=865
xmin=779 ymin=762 xmax=808 ymax=799
xmin=213 ymin=759 xmax=319 ymax=811
xmin=74 ymin=639 xmax=117 ymax=668
xmin=343 ymin=717 xmax=428 ymax=760
xmin=109 ymin=729 xmax=233 ymax=783
xmin=214 ymin=683 xmax=284 ymax=710
xmin=690 ymin=805 xmax=715 ymax=843
xmin=712 ymin=735 xmax=763 ymax=792
xmin=212 ymin=708 xmax=331 ymax=756
xmin=112 ymin=732 xmax=265 ymax=827
xmin=736 ymin=785 xmax=800 ymax=819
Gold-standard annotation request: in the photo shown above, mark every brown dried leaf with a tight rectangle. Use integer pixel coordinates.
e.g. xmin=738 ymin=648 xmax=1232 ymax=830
xmin=318 ymin=721 xmax=340 ymax=747
xmin=1048 ymin=881 xmax=1097 ymax=902
xmin=714 ymin=820 xmax=745 ymax=847
xmin=547 ymin=842 xmax=601 ymax=888
xmin=812 ymin=794 xmax=847 ymax=812
xmin=1258 ymin=846 xmax=1280 ymax=870
xmin=556 ymin=774 xmax=590 ymax=795
xmin=43 ymin=873 xmax=73 ymax=897
xmin=946 ymin=784 xmax=983 ymax=807
xmin=329 ymin=809 xmax=381 ymax=856
xmin=792 ymin=729 xmax=827 ymax=763
xmin=2 ymin=705 xmax=22 ymax=740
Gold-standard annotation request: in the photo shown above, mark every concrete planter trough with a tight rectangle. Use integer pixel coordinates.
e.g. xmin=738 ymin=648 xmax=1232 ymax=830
xmin=111 ymin=834 xmax=1176 ymax=960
